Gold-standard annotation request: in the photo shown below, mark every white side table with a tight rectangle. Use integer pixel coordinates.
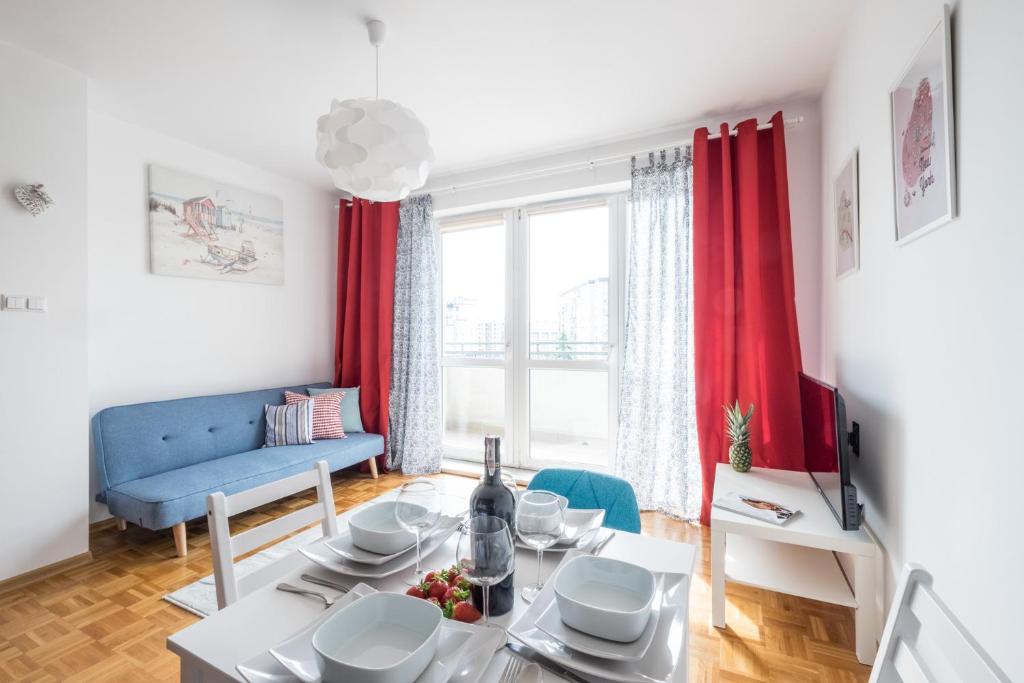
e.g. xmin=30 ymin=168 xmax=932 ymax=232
xmin=710 ymin=463 xmax=879 ymax=664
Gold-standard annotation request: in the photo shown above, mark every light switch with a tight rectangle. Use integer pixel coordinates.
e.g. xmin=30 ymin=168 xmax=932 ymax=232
xmin=26 ymin=296 xmax=47 ymax=312
xmin=2 ymin=295 xmax=27 ymax=311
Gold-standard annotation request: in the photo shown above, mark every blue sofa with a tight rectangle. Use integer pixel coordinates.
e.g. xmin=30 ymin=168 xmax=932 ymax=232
xmin=92 ymin=382 xmax=384 ymax=556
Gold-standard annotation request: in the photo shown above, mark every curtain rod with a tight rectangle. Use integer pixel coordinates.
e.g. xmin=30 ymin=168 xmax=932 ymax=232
xmin=336 ymin=115 xmax=804 ymax=205
xmin=412 ymin=115 xmax=803 ymax=198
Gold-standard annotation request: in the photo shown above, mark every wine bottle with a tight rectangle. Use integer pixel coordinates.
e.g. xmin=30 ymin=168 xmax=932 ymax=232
xmin=468 ymin=434 xmax=516 ymax=616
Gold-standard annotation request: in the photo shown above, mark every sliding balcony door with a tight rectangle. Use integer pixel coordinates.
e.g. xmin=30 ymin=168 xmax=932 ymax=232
xmin=440 ymin=213 xmax=510 ymax=462
xmin=441 ymin=196 xmax=624 ymax=470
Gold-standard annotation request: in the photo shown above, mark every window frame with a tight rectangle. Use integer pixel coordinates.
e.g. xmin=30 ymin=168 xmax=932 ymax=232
xmin=439 ymin=192 xmax=627 ymax=471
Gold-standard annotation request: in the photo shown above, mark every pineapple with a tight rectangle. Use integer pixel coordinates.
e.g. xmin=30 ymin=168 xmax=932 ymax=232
xmin=724 ymin=401 xmax=755 ymax=472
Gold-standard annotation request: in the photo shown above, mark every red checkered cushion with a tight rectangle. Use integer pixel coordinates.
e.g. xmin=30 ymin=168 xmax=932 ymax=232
xmin=284 ymin=390 xmax=345 ymax=440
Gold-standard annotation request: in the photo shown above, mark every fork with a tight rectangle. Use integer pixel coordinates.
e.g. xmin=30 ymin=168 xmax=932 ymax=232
xmin=276 ymin=583 xmax=336 ymax=608
xmin=498 ymin=654 xmax=525 ymax=683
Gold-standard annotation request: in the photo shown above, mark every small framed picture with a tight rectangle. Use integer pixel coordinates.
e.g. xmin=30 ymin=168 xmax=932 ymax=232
xmin=834 ymin=150 xmax=859 ymax=278
xmin=889 ymin=4 xmax=956 ymax=244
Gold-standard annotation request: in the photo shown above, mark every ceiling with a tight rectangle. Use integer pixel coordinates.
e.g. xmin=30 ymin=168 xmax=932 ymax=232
xmin=0 ymin=1 xmax=855 ymax=190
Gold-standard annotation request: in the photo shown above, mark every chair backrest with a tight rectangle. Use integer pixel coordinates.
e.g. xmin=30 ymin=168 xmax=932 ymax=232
xmin=206 ymin=460 xmax=338 ymax=609
xmin=528 ymin=468 xmax=641 ymax=533
xmin=870 ymin=563 xmax=1010 ymax=683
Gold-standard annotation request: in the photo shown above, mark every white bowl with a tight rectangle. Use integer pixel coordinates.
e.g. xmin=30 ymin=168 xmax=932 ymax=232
xmin=348 ymin=502 xmax=417 ymax=555
xmin=514 ymin=490 xmax=569 ymax=510
xmin=553 ymin=555 xmax=656 ymax=643
xmin=311 ymin=592 xmax=442 ymax=683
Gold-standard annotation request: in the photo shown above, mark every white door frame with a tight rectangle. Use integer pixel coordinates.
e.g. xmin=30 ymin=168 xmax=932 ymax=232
xmin=441 ymin=193 xmax=626 ymax=471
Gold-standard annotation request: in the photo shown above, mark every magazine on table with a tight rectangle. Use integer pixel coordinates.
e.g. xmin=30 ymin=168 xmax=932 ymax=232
xmin=713 ymin=491 xmax=799 ymax=525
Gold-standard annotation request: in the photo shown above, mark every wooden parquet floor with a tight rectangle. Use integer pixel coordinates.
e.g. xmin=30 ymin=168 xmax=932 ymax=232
xmin=0 ymin=472 xmax=871 ymax=682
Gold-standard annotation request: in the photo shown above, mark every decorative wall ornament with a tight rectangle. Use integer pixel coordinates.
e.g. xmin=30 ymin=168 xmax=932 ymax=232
xmin=315 ymin=20 xmax=434 ymax=201
xmin=148 ymin=165 xmax=284 ymax=285
xmin=834 ymin=149 xmax=860 ymax=278
xmin=13 ymin=184 xmax=54 ymax=216
xmin=890 ymin=4 xmax=956 ymax=244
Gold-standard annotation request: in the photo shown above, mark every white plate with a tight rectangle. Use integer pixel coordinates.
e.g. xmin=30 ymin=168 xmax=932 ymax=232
xmin=240 ymin=623 xmax=497 ymax=683
xmin=324 ymin=515 xmax=459 ymax=566
xmin=560 ymin=508 xmax=605 ymax=544
xmin=237 ymin=653 xmax=298 ymax=683
xmin=273 ymin=619 xmax=475 ymax=683
xmin=242 ymin=585 xmax=496 ymax=683
xmin=518 ymin=524 xmax=611 ymax=555
xmin=301 ymin=516 xmax=461 ymax=578
xmin=323 ymin=529 xmax=411 ymax=565
xmin=535 ymin=574 xmax=665 ymax=661
xmin=237 ymin=584 xmax=375 ymax=683
xmin=508 ymin=554 xmax=690 ymax=683
xmin=238 ymin=591 xmax=501 ymax=683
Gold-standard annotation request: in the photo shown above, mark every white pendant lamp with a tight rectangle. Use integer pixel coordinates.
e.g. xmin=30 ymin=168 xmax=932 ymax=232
xmin=316 ymin=19 xmax=434 ymax=202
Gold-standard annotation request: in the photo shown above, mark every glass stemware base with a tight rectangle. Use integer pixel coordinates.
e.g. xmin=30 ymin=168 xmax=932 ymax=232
xmin=520 ymin=583 xmax=543 ymax=604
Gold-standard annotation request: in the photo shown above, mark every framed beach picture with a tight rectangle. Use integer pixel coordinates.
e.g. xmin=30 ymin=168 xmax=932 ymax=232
xmin=834 ymin=150 xmax=859 ymax=278
xmin=889 ymin=4 xmax=956 ymax=244
xmin=148 ymin=165 xmax=284 ymax=285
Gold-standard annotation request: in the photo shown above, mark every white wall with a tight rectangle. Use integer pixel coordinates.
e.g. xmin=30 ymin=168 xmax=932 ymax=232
xmin=87 ymin=110 xmax=338 ymax=522
xmin=431 ymin=98 xmax=823 ymax=376
xmin=820 ymin=0 xmax=1022 ymax=678
xmin=0 ymin=42 xmax=89 ymax=580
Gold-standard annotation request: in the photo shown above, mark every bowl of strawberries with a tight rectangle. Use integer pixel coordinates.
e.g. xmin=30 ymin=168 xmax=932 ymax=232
xmin=405 ymin=565 xmax=482 ymax=624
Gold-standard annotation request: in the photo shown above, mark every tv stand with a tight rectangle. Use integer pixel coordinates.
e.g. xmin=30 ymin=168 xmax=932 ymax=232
xmin=710 ymin=463 xmax=880 ymax=664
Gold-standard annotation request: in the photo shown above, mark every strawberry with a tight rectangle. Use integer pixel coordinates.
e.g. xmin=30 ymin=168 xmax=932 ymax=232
xmin=443 ymin=587 xmax=455 ymax=603
xmin=447 ymin=570 xmax=462 ymax=586
xmin=427 ymin=597 xmax=441 ymax=608
xmin=428 ymin=580 xmax=449 ymax=600
xmin=451 ymin=600 xmax=482 ymax=623
xmin=405 ymin=586 xmax=427 ymax=599
xmin=424 ymin=571 xmax=437 ymax=583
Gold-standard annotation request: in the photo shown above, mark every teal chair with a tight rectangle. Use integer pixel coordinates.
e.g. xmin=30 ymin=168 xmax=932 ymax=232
xmin=527 ymin=469 xmax=641 ymax=533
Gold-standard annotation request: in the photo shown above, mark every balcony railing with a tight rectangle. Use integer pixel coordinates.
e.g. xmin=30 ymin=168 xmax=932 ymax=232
xmin=443 ymin=340 xmax=608 ymax=361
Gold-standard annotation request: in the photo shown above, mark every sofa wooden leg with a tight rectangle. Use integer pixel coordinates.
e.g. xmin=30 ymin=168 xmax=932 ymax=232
xmin=172 ymin=523 xmax=187 ymax=557
xmin=367 ymin=457 xmax=379 ymax=479
xmin=115 ymin=517 xmax=127 ymax=532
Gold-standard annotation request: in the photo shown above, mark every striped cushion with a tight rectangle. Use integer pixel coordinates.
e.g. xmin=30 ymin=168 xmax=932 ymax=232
xmin=284 ymin=390 xmax=345 ymax=440
xmin=264 ymin=401 xmax=314 ymax=447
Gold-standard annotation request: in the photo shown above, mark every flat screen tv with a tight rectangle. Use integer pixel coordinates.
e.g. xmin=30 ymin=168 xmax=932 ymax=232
xmin=799 ymin=373 xmax=861 ymax=530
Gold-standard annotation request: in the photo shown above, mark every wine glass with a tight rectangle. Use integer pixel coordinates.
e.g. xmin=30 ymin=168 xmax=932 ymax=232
xmin=501 ymin=471 xmax=519 ymax=496
xmin=394 ymin=480 xmax=441 ymax=584
xmin=455 ymin=515 xmax=514 ymax=630
xmin=515 ymin=490 xmax=566 ymax=603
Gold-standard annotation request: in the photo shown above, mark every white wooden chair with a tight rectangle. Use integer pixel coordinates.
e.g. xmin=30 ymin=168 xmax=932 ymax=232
xmin=870 ymin=563 xmax=1010 ymax=683
xmin=206 ymin=460 xmax=339 ymax=610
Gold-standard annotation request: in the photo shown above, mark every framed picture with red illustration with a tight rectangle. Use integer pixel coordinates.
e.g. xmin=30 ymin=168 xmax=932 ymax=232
xmin=889 ymin=4 xmax=956 ymax=244
xmin=834 ymin=149 xmax=859 ymax=278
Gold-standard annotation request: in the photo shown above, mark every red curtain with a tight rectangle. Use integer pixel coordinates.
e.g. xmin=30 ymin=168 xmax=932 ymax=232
xmin=336 ymin=198 xmax=399 ymax=473
xmin=692 ymin=111 xmax=805 ymax=524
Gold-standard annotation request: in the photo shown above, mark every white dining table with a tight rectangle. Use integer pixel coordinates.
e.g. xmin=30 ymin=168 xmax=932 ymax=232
xmin=167 ymin=480 xmax=696 ymax=682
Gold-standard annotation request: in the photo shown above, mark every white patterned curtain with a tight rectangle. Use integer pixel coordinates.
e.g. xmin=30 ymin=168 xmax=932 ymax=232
xmin=614 ymin=149 xmax=701 ymax=520
xmin=388 ymin=194 xmax=442 ymax=474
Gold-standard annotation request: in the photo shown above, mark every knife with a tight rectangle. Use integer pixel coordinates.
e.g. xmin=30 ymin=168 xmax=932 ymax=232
xmin=299 ymin=573 xmax=350 ymax=593
xmin=506 ymin=641 xmax=591 ymax=683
